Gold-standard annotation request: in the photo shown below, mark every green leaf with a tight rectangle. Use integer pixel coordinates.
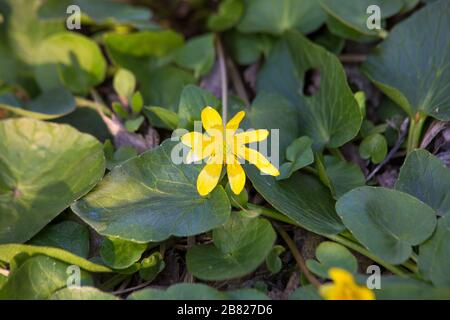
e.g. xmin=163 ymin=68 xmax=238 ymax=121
xmin=0 ymin=118 xmax=105 ymax=243
xmin=419 ymin=215 xmax=450 ymax=287
xmin=265 ymin=245 xmax=285 ymax=274
xmin=105 ymin=146 xmax=138 ymax=170
xmin=177 ymin=85 xmax=221 ymax=130
xmin=224 ymin=31 xmax=274 ymax=65
xmin=324 ymin=156 xmax=365 ymax=199
xmin=125 ymin=116 xmax=145 ymax=133
xmin=225 ymin=289 xmax=269 ymax=300
xmin=319 ymin=0 xmax=403 ymax=39
xmin=237 ymin=0 xmax=326 ymax=35
xmin=29 ymin=221 xmax=90 ymax=258
xmin=174 ymin=33 xmax=215 ymax=78
xmin=0 ymin=255 xmax=93 ymax=299
xmin=247 ymin=167 xmax=344 ymax=235
xmin=225 ymin=182 xmax=248 ymax=209
xmin=306 ymin=241 xmax=358 ymax=279
xmin=0 ymin=244 xmax=111 ymax=272
xmin=131 ymin=92 xmax=144 ymax=114
xmin=72 ymin=140 xmax=230 ymax=243
xmin=362 ymin=1 xmax=450 ymax=120
xmin=112 ymin=102 xmax=128 ymax=119
xmin=34 ymin=32 xmax=106 ymax=95
xmin=257 ymin=30 xmax=361 ymax=150
xmin=375 ymin=276 xmax=450 ymax=300
xmin=278 ymin=136 xmax=314 ymax=180
xmin=0 ymin=88 xmax=75 ymax=120
xmin=336 ymin=187 xmax=437 ymax=264
xmin=100 ymin=237 xmax=147 ymax=269
xmin=51 ymin=286 xmax=119 ymax=300
xmin=186 ymin=213 xmax=276 ymax=280
xmin=289 ymin=285 xmax=322 ymax=300
xmin=395 ymin=149 xmax=450 ymax=216
xmin=359 ymin=133 xmax=388 ymax=164
xmin=241 ymin=92 xmax=299 ymax=163
xmin=128 ymin=283 xmax=227 ymax=300
xmin=139 ymin=251 xmax=165 ymax=281
xmin=145 ymin=106 xmax=179 ymax=130
xmin=39 ymin=0 xmax=153 ymax=27
xmin=113 ymin=68 xmax=136 ymax=100
xmin=208 ymin=0 xmax=244 ymax=32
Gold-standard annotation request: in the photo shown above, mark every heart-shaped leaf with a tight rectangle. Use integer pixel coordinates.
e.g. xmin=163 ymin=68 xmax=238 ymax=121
xmin=359 ymin=133 xmax=388 ymax=164
xmin=257 ymin=30 xmax=361 ymax=150
xmin=72 ymin=140 xmax=230 ymax=243
xmin=186 ymin=213 xmax=276 ymax=280
xmin=0 ymin=88 xmax=75 ymax=120
xmin=34 ymin=32 xmax=106 ymax=95
xmin=29 ymin=221 xmax=90 ymax=258
xmin=0 ymin=118 xmax=105 ymax=243
xmin=278 ymin=136 xmax=314 ymax=180
xmin=362 ymin=1 xmax=450 ymax=120
xmin=306 ymin=241 xmax=358 ymax=279
xmin=237 ymin=0 xmax=326 ymax=35
xmin=51 ymin=286 xmax=118 ymax=300
xmin=247 ymin=167 xmax=344 ymax=235
xmin=207 ymin=0 xmax=244 ymax=32
xmin=419 ymin=215 xmax=450 ymax=287
xmin=324 ymin=156 xmax=365 ymax=199
xmin=395 ymin=149 xmax=450 ymax=216
xmin=100 ymin=237 xmax=147 ymax=269
xmin=336 ymin=187 xmax=437 ymax=264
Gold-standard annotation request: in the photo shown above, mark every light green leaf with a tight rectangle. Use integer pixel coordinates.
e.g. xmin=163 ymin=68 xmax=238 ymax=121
xmin=336 ymin=187 xmax=437 ymax=264
xmin=359 ymin=133 xmax=388 ymax=164
xmin=145 ymin=106 xmax=179 ymax=130
xmin=257 ymin=30 xmax=361 ymax=150
xmin=362 ymin=1 xmax=450 ymax=120
xmin=51 ymin=286 xmax=119 ymax=300
xmin=113 ymin=68 xmax=136 ymax=100
xmin=186 ymin=213 xmax=276 ymax=280
xmin=306 ymin=241 xmax=358 ymax=279
xmin=174 ymin=34 xmax=215 ymax=78
xmin=0 ymin=88 xmax=75 ymax=120
xmin=139 ymin=251 xmax=165 ymax=281
xmin=208 ymin=0 xmax=244 ymax=32
xmin=29 ymin=221 xmax=90 ymax=258
xmin=105 ymin=146 xmax=138 ymax=170
xmin=266 ymin=245 xmax=285 ymax=274
xmin=131 ymin=91 xmax=144 ymax=114
xmin=72 ymin=140 xmax=230 ymax=243
xmin=0 ymin=255 xmax=93 ymax=300
xmin=0 ymin=118 xmax=105 ymax=243
xmin=125 ymin=116 xmax=145 ymax=133
xmin=419 ymin=215 xmax=450 ymax=287
xmin=278 ymin=136 xmax=314 ymax=180
xmin=100 ymin=237 xmax=147 ymax=269
xmin=395 ymin=149 xmax=450 ymax=216
xmin=247 ymin=167 xmax=344 ymax=235
xmin=0 ymin=244 xmax=111 ymax=272
xmin=237 ymin=0 xmax=326 ymax=35
xmin=34 ymin=32 xmax=106 ymax=95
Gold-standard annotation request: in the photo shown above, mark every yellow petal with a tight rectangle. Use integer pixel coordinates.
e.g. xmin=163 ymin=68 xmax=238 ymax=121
xmin=227 ymin=162 xmax=246 ymax=195
xmin=197 ymin=154 xmax=223 ymax=196
xmin=237 ymin=146 xmax=280 ymax=176
xmin=181 ymin=132 xmax=212 ymax=163
xmin=181 ymin=131 xmax=210 ymax=148
xmin=234 ymin=129 xmax=269 ymax=146
xmin=201 ymin=106 xmax=223 ymax=133
xmin=328 ymin=268 xmax=355 ymax=286
xmin=226 ymin=111 xmax=245 ymax=132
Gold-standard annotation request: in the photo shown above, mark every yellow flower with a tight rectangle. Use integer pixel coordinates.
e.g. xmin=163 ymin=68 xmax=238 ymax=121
xmin=319 ymin=268 xmax=375 ymax=300
xmin=181 ymin=106 xmax=279 ymax=196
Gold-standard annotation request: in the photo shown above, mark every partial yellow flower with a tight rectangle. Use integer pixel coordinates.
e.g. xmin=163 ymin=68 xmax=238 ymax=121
xmin=319 ymin=268 xmax=375 ymax=300
xmin=181 ymin=106 xmax=279 ymax=196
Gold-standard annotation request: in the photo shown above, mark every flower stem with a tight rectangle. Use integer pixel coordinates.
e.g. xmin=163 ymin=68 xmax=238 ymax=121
xmin=406 ymin=113 xmax=426 ymax=154
xmin=252 ymin=203 xmax=410 ymax=277
xmin=216 ymin=36 xmax=228 ymax=124
xmin=273 ymin=223 xmax=322 ymax=288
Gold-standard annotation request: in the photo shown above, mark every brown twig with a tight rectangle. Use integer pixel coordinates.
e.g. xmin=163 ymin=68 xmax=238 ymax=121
xmin=366 ymin=118 xmax=409 ymax=181
xmin=273 ymin=223 xmax=321 ymax=288
xmin=111 ymin=280 xmax=155 ymax=295
xmin=338 ymin=54 xmax=367 ymax=64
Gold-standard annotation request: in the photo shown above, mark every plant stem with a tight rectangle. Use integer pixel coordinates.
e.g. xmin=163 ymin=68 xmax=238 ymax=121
xmin=273 ymin=223 xmax=322 ymax=288
xmin=328 ymin=148 xmax=345 ymax=161
xmin=302 ymin=166 xmax=319 ymax=176
xmin=402 ymin=260 xmax=419 ymax=274
xmin=75 ymin=96 xmax=111 ymax=116
xmin=252 ymin=203 xmax=410 ymax=278
xmin=314 ymin=152 xmax=331 ymax=188
xmin=216 ymin=36 xmax=228 ymax=124
xmin=326 ymin=234 xmax=408 ymax=277
xmin=406 ymin=114 xmax=426 ymax=154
